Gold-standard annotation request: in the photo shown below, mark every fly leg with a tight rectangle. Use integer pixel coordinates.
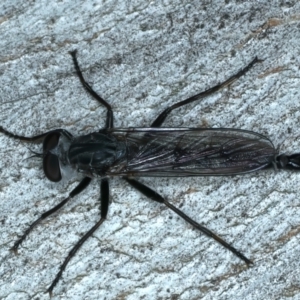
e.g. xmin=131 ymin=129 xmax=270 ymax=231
xmin=0 ymin=127 xmax=72 ymax=142
xmin=69 ymin=50 xmax=113 ymax=129
xmin=11 ymin=177 xmax=91 ymax=253
xmin=151 ymin=57 xmax=262 ymax=127
xmin=47 ymin=178 xmax=110 ymax=296
xmin=124 ymin=177 xmax=253 ymax=266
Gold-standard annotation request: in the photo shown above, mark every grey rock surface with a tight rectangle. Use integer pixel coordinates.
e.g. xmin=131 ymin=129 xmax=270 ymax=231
xmin=0 ymin=1 xmax=300 ymax=299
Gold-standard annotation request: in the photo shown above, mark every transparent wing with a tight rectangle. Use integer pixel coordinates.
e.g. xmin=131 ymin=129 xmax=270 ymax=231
xmin=106 ymin=128 xmax=276 ymax=176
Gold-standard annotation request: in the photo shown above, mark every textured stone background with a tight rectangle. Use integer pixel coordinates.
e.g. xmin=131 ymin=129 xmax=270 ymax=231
xmin=0 ymin=1 xmax=300 ymax=299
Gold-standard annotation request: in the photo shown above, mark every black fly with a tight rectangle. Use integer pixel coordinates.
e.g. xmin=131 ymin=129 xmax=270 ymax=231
xmin=1 ymin=51 xmax=297 ymax=295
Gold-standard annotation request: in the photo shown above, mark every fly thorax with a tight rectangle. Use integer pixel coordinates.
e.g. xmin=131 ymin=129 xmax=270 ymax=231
xmin=67 ymin=132 xmax=126 ymax=177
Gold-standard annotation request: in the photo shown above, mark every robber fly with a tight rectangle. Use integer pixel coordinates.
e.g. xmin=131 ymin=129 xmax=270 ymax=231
xmin=1 ymin=51 xmax=297 ymax=295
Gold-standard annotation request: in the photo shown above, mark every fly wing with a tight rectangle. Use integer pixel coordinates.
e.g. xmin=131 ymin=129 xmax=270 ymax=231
xmin=107 ymin=128 xmax=276 ymax=177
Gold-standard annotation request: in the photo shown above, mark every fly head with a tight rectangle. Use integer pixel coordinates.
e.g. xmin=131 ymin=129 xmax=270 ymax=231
xmin=43 ymin=132 xmax=62 ymax=182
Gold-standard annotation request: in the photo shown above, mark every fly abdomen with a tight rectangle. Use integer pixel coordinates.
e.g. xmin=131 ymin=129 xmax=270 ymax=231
xmin=276 ymin=153 xmax=300 ymax=170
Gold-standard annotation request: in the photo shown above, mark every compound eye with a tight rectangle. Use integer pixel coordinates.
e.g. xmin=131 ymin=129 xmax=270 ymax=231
xmin=43 ymin=132 xmax=60 ymax=152
xmin=43 ymin=152 xmax=62 ymax=182
xmin=43 ymin=132 xmax=62 ymax=182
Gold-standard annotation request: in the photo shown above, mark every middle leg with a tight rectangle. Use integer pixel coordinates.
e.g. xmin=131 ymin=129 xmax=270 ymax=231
xmin=69 ymin=50 xmax=114 ymax=129
xmin=47 ymin=177 xmax=110 ymax=296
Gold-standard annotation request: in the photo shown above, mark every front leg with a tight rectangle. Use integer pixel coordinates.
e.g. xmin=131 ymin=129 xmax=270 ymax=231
xmin=12 ymin=177 xmax=91 ymax=253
